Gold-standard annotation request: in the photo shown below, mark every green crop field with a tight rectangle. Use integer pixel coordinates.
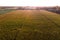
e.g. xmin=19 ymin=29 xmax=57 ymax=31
xmin=0 ymin=10 xmax=60 ymax=40
xmin=0 ymin=9 xmax=14 ymax=14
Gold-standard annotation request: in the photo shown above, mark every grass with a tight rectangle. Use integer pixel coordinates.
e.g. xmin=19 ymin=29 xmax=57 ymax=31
xmin=0 ymin=10 xmax=60 ymax=40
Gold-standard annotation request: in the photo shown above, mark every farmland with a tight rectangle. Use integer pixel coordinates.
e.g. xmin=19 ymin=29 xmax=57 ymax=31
xmin=0 ymin=9 xmax=14 ymax=14
xmin=0 ymin=10 xmax=60 ymax=40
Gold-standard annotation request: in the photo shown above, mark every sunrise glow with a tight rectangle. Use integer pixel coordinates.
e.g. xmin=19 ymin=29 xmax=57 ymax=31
xmin=0 ymin=0 xmax=60 ymax=6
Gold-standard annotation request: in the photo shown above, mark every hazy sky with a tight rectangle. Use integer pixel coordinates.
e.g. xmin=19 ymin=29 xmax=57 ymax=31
xmin=0 ymin=0 xmax=60 ymax=6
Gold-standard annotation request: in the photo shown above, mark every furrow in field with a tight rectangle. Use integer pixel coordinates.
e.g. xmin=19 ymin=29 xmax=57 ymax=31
xmin=0 ymin=10 xmax=60 ymax=32
xmin=39 ymin=10 xmax=60 ymax=27
xmin=40 ymin=10 xmax=60 ymax=27
xmin=0 ymin=10 xmax=60 ymax=40
xmin=23 ymin=10 xmax=60 ymax=32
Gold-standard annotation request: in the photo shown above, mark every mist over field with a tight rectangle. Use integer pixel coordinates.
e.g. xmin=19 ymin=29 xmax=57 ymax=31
xmin=0 ymin=6 xmax=60 ymax=40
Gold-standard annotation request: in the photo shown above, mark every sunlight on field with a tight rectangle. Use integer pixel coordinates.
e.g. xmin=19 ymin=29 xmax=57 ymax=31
xmin=0 ymin=10 xmax=60 ymax=40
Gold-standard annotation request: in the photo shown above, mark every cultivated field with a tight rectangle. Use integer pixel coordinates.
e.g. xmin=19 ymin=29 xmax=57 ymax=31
xmin=0 ymin=10 xmax=60 ymax=40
